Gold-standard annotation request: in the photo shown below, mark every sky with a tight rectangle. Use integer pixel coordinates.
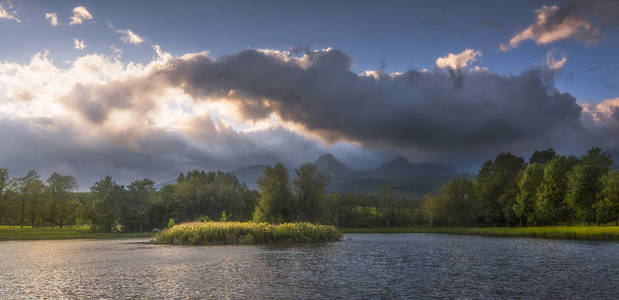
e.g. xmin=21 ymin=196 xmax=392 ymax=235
xmin=0 ymin=0 xmax=618 ymax=187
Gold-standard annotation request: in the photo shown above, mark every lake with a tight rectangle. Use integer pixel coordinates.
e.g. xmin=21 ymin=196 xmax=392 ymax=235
xmin=0 ymin=233 xmax=617 ymax=299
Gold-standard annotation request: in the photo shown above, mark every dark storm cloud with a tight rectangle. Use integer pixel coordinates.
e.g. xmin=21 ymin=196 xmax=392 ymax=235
xmin=149 ymin=48 xmax=590 ymax=162
xmin=62 ymin=77 xmax=167 ymax=124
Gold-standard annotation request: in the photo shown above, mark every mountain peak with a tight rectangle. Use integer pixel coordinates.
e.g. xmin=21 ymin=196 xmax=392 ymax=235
xmin=313 ymin=153 xmax=350 ymax=179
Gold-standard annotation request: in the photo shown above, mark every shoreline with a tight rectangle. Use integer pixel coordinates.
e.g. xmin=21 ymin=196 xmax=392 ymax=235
xmin=3 ymin=226 xmax=619 ymax=241
xmin=0 ymin=228 xmax=152 ymax=241
xmin=340 ymin=226 xmax=619 ymax=240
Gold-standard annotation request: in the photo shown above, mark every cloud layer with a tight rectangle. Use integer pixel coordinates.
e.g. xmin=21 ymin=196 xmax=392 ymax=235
xmin=0 ymin=47 xmax=617 ymax=187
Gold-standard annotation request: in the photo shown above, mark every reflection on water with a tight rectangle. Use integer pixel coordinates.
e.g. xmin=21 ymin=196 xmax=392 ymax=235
xmin=0 ymin=234 xmax=618 ymax=299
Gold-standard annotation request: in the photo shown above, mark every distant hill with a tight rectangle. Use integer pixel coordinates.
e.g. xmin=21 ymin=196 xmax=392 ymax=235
xmin=229 ymin=165 xmax=267 ymax=190
xmin=312 ymin=153 xmax=459 ymax=198
xmin=319 ymin=154 xmax=458 ymax=198
xmin=154 ymin=154 xmax=460 ymax=198
xmin=373 ymin=156 xmax=456 ymax=178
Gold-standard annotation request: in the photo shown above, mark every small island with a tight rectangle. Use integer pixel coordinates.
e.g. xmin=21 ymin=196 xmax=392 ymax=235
xmin=153 ymin=221 xmax=342 ymax=245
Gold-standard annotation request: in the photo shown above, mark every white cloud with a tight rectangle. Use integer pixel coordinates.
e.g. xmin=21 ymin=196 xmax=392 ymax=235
xmin=500 ymin=5 xmax=599 ymax=51
xmin=69 ymin=6 xmax=93 ymax=25
xmin=435 ymin=49 xmax=482 ymax=70
xmin=117 ymin=29 xmax=144 ymax=45
xmin=582 ymin=98 xmax=619 ymax=124
xmin=73 ymin=38 xmax=86 ymax=50
xmin=45 ymin=12 xmax=58 ymax=26
xmin=0 ymin=3 xmax=20 ymax=22
xmin=545 ymin=50 xmax=567 ymax=70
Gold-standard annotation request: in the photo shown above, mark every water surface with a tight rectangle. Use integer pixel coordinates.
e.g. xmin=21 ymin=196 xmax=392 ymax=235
xmin=1 ymin=234 xmax=617 ymax=299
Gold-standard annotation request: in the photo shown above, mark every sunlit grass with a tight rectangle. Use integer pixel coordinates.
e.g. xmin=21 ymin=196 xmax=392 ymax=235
xmin=0 ymin=225 xmax=151 ymax=241
xmin=153 ymin=221 xmax=342 ymax=245
xmin=0 ymin=225 xmax=90 ymax=230
xmin=340 ymin=226 xmax=619 ymax=240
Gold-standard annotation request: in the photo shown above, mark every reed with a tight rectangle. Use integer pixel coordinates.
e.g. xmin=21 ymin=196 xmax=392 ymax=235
xmin=153 ymin=221 xmax=342 ymax=245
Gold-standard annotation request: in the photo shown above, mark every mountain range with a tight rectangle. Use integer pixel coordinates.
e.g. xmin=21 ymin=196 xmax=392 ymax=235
xmin=156 ymin=153 xmax=462 ymax=198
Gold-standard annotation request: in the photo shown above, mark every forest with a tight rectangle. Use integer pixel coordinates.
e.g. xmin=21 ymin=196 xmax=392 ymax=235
xmin=0 ymin=147 xmax=617 ymax=232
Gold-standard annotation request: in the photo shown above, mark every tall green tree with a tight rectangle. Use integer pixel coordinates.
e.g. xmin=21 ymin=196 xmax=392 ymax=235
xmin=474 ymin=160 xmax=494 ymax=224
xmin=536 ymin=157 xmax=571 ymax=225
xmin=421 ymin=192 xmax=448 ymax=226
xmin=255 ymin=163 xmax=295 ymax=223
xmin=474 ymin=153 xmax=525 ymax=225
xmin=566 ymin=147 xmax=613 ymax=225
xmin=514 ymin=163 xmax=544 ymax=226
xmin=90 ymin=176 xmax=125 ymax=232
xmin=294 ymin=163 xmax=327 ymax=223
xmin=124 ymin=178 xmax=155 ymax=232
xmin=14 ymin=171 xmax=45 ymax=228
xmin=595 ymin=171 xmax=619 ymax=225
xmin=46 ymin=173 xmax=78 ymax=228
xmin=444 ymin=178 xmax=475 ymax=226
xmin=0 ymin=168 xmax=9 ymax=224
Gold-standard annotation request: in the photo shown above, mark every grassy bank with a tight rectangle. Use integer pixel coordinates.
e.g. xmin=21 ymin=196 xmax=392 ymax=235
xmin=0 ymin=226 xmax=152 ymax=241
xmin=341 ymin=226 xmax=619 ymax=240
xmin=153 ymin=221 xmax=342 ymax=245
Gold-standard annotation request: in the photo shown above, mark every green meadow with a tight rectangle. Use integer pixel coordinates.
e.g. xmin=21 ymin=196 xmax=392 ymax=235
xmin=153 ymin=221 xmax=342 ymax=245
xmin=0 ymin=225 xmax=151 ymax=241
xmin=3 ymin=224 xmax=618 ymax=242
xmin=341 ymin=226 xmax=619 ymax=240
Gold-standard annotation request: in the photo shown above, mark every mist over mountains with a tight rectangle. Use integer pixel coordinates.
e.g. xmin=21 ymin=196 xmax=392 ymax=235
xmin=308 ymin=154 xmax=459 ymax=197
xmin=156 ymin=153 xmax=462 ymax=198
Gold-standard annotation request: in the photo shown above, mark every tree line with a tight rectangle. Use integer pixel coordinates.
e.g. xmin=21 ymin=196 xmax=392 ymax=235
xmin=420 ymin=147 xmax=618 ymax=227
xmin=0 ymin=147 xmax=617 ymax=231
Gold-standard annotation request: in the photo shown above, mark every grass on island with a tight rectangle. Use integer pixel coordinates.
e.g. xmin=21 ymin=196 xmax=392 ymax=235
xmin=341 ymin=226 xmax=619 ymax=240
xmin=0 ymin=225 xmax=152 ymax=241
xmin=153 ymin=221 xmax=342 ymax=245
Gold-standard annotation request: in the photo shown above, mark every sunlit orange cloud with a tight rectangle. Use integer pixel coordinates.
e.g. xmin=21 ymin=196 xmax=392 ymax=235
xmin=582 ymin=98 xmax=619 ymax=123
xmin=500 ymin=5 xmax=600 ymax=51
